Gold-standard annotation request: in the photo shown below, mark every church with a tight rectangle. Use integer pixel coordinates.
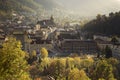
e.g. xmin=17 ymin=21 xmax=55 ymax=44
xmin=37 ymin=16 xmax=56 ymax=28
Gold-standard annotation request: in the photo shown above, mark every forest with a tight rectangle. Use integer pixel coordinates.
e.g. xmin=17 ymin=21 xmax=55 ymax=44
xmin=82 ymin=11 xmax=120 ymax=37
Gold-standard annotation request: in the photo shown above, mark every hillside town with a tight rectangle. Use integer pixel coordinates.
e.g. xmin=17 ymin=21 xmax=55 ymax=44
xmin=1 ymin=0 xmax=120 ymax=80
xmin=0 ymin=13 xmax=120 ymax=60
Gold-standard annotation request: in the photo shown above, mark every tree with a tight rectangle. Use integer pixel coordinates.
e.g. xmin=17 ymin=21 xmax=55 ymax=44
xmin=28 ymin=50 xmax=37 ymax=64
xmin=111 ymin=36 xmax=118 ymax=44
xmin=105 ymin=45 xmax=112 ymax=58
xmin=31 ymin=50 xmax=37 ymax=58
xmin=40 ymin=48 xmax=48 ymax=58
xmin=107 ymin=58 xmax=119 ymax=79
xmin=0 ymin=37 xmax=31 ymax=80
xmin=91 ymin=60 xmax=115 ymax=80
xmin=48 ymin=59 xmax=66 ymax=80
xmin=80 ymin=58 xmax=94 ymax=69
xmin=68 ymin=68 xmax=90 ymax=80
xmin=82 ymin=11 xmax=120 ymax=36
xmin=39 ymin=58 xmax=50 ymax=72
xmin=65 ymin=57 xmax=75 ymax=80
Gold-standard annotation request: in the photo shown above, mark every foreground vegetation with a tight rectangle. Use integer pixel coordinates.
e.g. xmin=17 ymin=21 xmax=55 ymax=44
xmin=0 ymin=37 xmax=31 ymax=80
xmin=30 ymin=57 xmax=119 ymax=80
xmin=0 ymin=37 xmax=120 ymax=80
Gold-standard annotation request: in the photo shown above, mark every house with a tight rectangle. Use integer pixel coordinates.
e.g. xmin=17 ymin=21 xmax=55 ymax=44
xmin=26 ymin=39 xmax=53 ymax=54
xmin=95 ymin=38 xmax=113 ymax=49
xmin=0 ymin=28 xmax=6 ymax=45
xmin=112 ymin=44 xmax=120 ymax=60
xmin=0 ymin=35 xmax=5 ymax=45
xmin=93 ymin=34 xmax=111 ymax=41
xmin=57 ymin=30 xmax=79 ymax=40
xmin=12 ymin=27 xmax=30 ymax=50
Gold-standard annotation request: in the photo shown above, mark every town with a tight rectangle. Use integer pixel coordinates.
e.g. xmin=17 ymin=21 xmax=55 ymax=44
xmin=0 ymin=0 xmax=120 ymax=78
xmin=0 ymin=13 xmax=120 ymax=60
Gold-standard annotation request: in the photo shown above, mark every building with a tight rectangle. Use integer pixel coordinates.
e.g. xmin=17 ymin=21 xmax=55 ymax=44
xmin=12 ymin=27 xmax=30 ymax=50
xmin=0 ymin=36 xmax=5 ymax=45
xmin=95 ymin=38 xmax=113 ymax=49
xmin=93 ymin=34 xmax=111 ymax=41
xmin=112 ymin=46 xmax=120 ymax=60
xmin=59 ymin=39 xmax=98 ymax=55
xmin=57 ymin=30 xmax=79 ymax=40
xmin=37 ymin=16 xmax=55 ymax=28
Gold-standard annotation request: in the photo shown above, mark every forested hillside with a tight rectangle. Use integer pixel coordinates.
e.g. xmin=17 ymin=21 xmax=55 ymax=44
xmin=0 ymin=0 xmax=42 ymax=20
xmin=0 ymin=0 xmax=63 ymax=21
xmin=82 ymin=11 xmax=120 ymax=36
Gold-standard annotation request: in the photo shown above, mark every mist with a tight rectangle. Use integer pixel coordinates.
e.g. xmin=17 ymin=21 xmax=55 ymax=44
xmin=56 ymin=0 xmax=120 ymax=16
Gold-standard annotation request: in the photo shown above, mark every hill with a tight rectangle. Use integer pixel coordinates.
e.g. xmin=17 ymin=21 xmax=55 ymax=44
xmin=82 ymin=11 xmax=120 ymax=36
xmin=0 ymin=0 xmax=42 ymax=21
xmin=35 ymin=0 xmax=62 ymax=10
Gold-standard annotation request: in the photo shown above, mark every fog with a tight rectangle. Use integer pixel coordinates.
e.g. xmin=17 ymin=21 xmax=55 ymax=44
xmin=56 ymin=0 xmax=120 ymax=16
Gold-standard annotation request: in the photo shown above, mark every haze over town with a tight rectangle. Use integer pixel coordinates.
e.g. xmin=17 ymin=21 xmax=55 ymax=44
xmin=51 ymin=0 xmax=120 ymax=16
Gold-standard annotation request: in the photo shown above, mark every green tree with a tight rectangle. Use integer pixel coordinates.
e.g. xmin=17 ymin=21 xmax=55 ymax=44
xmin=40 ymin=48 xmax=48 ymax=58
xmin=0 ymin=37 xmax=31 ymax=80
xmin=111 ymin=36 xmax=118 ymax=44
xmin=107 ymin=58 xmax=119 ymax=79
xmin=105 ymin=45 xmax=112 ymax=58
xmin=91 ymin=60 xmax=115 ymax=80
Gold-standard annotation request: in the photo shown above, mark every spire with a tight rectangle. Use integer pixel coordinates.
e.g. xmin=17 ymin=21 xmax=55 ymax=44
xmin=50 ymin=15 xmax=54 ymax=21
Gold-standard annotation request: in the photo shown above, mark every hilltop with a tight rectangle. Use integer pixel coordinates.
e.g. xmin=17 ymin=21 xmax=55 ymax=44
xmin=82 ymin=11 xmax=120 ymax=37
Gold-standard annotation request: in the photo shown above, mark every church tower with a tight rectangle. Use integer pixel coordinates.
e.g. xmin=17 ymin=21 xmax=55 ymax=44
xmin=50 ymin=15 xmax=54 ymax=22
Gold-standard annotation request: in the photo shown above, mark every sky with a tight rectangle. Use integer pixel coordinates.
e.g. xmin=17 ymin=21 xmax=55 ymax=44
xmin=56 ymin=0 xmax=120 ymax=16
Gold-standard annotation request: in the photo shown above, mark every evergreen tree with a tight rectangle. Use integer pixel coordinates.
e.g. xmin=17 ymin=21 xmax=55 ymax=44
xmin=105 ymin=45 xmax=112 ymax=58
xmin=111 ymin=36 xmax=119 ymax=44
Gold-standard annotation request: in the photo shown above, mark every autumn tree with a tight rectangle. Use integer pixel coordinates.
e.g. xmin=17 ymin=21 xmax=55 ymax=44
xmin=31 ymin=50 xmax=36 ymax=56
xmin=31 ymin=50 xmax=37 ymax=59
xmin=107 ymin=58 xmax=119 ymax=79
xmin=65 ymin=57 xmax=75 ymax=80
xmin=0 ymin=37 xmax=31 ymax=80
xmin=40 ymin=47 xmax=48 ymax=58
xmin=80 ymin=58 xmax=94 ymax=70
xmin=48 ymin=59 xmax=66 ymax=80
xmin=39 ymin=58 xmax=50 ymax=72
xmin=68 ymin=68 xmax=90 ymax=80
xmin=28 ymin=50 xmax=37 ymax=64
xmin=90 ymin=59 xmax=115 ymax=80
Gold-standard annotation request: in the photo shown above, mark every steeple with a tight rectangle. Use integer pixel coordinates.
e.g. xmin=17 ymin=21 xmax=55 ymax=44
xmin=50 ymin=15 xmax=54 ymax=21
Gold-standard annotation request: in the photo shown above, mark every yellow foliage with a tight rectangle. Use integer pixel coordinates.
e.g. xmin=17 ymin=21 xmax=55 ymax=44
xmin=39 ymin=58 xmax=50 ymax=71
xmin=0 ymin=37 xmax=31 ymax=80
xmin=74 ymin=57 xmax=81 ymax=63
xmin=32 ymin=50 xmax=36 ymax=57
xmin=68 ymin=68 xmax=90 ymax=80
xmin=40 ymin=47 xmax=48 ymax=58
xmin=88 ymin=58 xmax=94 ymax=63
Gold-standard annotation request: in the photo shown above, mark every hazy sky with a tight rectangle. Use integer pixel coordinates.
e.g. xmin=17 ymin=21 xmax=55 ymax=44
xmin=56 ymin=0 xmax=120 ymax=16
